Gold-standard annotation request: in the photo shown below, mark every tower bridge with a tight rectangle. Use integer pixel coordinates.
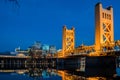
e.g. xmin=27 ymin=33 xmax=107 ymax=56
xmin=56 ymin=3 xmax=120 ymax=58
xmin=0 ymin=3 xmax=119 ymax=59
xmin=0 ymin=3 xmax=120 ymax=77
xmin=0 ymin=3 xmax=120 ymax=71
xmin=54 ymin=3 xmax=120 ymax=75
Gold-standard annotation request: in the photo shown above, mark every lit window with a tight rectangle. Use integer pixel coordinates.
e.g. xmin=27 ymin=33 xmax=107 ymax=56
xmin=109 ymin=15 xmax=111 ymax=20
xmin=102 ymin=13 xmax=104 ymax=18
xmin=107 ymin=14 xmax=109 ymax=19
xmin=105 ymin=13 xmax=106 ymax=19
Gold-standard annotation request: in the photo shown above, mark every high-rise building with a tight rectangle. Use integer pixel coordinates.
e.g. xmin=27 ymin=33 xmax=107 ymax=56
xmin=31 ymin=41 xmax=42 ymax=50
xmin=49 ymin=45 xmax=56 ymax=54
xmin=42 ymin=44 xmax=49 ymax=55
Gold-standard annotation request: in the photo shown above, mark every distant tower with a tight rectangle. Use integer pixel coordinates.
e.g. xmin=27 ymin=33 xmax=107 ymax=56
xmin=62 ymin=25 xmax=75 ymax=57
xmin=95 ymin=3 xmax=114 ymax=51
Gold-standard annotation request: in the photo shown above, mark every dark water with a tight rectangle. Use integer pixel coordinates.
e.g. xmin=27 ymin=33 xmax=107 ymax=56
xmin=0 ymin=63 xmax=120 ymax=80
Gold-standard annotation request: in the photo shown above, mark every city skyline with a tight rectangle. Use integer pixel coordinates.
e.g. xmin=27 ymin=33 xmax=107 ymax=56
xmin=0 ymin=0 xmax=120 ymax=52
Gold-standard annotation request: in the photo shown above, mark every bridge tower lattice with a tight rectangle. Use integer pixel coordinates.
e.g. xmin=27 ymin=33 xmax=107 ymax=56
xmin=62 ymin=26 xmax=75 ymax=57
xmin=95 ymin=3 xmax=114 ymax=51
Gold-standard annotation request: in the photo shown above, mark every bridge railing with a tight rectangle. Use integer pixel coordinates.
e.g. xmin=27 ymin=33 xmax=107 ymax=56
xmin=0 ymin=55 xmax=30 ymax=58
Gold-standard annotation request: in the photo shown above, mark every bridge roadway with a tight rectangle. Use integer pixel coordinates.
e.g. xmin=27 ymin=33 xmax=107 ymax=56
xmin=0 ymin=55 xmax=30 ymax=66
xmin=0 ymin=49 xmax=120 ymax=59
xmin=0 ymin=50 xmax=119 ymax=68
xmin=58 ymin=49 xmax=120 ymax=58
xmin=0 ymin=55 xmax=30 ymax=58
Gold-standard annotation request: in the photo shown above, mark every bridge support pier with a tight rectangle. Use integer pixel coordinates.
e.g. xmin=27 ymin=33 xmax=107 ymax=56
xmin=85 ymin=56 xmax=116 ymax=76
xmin=56 ymin=56 xmax=116 ymax=76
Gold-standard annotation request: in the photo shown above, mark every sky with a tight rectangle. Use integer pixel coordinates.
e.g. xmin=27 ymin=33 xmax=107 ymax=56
xmin=0 ymin=0 xmax=120 ymax=52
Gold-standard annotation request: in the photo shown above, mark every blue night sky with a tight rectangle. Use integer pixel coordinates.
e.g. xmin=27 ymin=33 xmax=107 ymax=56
xmin=0 ymin=0 xmax=120 ymax=52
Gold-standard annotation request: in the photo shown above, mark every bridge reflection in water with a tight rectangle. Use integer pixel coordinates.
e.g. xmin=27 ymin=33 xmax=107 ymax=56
xmin=0 ymin=60 xmax=120 ymax=80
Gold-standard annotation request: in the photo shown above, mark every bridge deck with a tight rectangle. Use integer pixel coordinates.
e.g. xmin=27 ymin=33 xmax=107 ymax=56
xmin=0 ymin=55 xmax=30 ymax=58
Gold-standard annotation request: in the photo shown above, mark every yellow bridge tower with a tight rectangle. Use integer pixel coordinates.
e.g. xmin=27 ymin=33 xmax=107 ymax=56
xmin=62 ymin=26 xmax=75 ymax=57
xmin=95 ymin=3 xmax=114 ymax=52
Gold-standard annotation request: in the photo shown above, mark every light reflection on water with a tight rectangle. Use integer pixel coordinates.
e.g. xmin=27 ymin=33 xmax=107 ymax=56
xmin=0 ymin=64 xmax=120 ymax=80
